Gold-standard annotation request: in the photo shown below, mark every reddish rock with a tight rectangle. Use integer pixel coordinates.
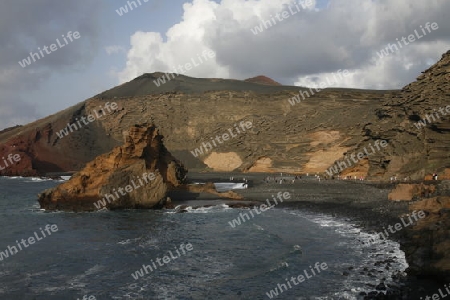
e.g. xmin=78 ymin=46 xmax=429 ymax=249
xmin=403 ymin=196 xmax=450 ymax=281
xmin=244 ymin=75 xmax=281 ymax=86
xmin=38 ymin=123 xmax=187 ymax=211
xmin=388 ymin=183 xmax=436 ymax=201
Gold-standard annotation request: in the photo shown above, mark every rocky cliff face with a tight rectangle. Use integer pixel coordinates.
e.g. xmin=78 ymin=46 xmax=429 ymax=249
xmin=366 ymin=50 xmax=450 ymax=180
xmin=392 ymin=181 xmax=450 ymax=282
xmin=384 ymin=51 xmax=450 ymax=282
xmin=0 ymin=103 xmax=120 ymax=176
xmin=38 ymin=123 xmax=187 ymax=211
xmin=1 ymin=51 xmax=449 ymax=180
xmin=384 ymin=179 xmax=450 ymax=282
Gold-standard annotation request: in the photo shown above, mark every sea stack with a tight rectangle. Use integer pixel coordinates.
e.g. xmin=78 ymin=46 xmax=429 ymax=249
xmin=38 ymin=123 xmax=187 ymax=211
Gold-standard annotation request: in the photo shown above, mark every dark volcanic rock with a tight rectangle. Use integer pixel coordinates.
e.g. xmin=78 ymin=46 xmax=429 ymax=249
xmin=367 ymin=50 xmax=450 ymax=180
xmin=401 ymin=191 xmax=450 ymax=282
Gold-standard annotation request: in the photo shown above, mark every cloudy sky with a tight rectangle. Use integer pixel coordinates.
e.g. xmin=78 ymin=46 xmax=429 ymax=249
xmin=0 ymin=0 xmax=449 ymax=130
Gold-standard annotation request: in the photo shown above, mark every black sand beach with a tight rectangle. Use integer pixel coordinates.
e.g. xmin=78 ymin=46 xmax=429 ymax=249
xmin=176 ymin=172 xmax=443 ymax=299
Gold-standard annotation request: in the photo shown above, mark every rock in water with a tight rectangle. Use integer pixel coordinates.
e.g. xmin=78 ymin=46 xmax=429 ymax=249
xmin=38 ymin=123 xmax=187 ymax=211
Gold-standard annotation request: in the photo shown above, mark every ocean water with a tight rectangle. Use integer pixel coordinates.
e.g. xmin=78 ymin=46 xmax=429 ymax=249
xmin=0 ymin=177 xmax=408 ymax=300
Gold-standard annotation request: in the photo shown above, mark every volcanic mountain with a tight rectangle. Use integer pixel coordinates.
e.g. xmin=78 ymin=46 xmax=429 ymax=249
xmin=1 ymin=51 xmax=449 ymax=180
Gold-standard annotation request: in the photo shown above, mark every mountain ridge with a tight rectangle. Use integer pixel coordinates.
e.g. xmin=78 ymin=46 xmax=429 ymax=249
xmin=0 ymin=53 xmax=448 ymax=180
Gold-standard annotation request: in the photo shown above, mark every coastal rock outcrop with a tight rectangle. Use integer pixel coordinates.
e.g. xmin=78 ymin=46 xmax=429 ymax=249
xmin=394 ymin=180 xmax=450 ymax=282
xmin=388 ymin=183 xmax=436 ymax=201
xmin=402 ymin=196 xmax=450 ymax=282
xmin=366 ymin=50 xmax=450 ymax=180
xmin=38 ymin=123 xmax=187 ymax=211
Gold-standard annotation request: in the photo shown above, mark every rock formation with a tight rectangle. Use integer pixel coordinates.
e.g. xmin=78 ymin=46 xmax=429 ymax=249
xmin=365 ymin=50 xmax=450 ymax=180
xmin=0 ymin=102 xmax=120 ymax=177
xmin=386 ymin=180 xmax=450 ymax=282
xmin=38 ymin=123 xmax=187 ymax=211
xmin=404 ymin=196 xmax=450 ymax=281
xmin=358 ymin=48 xmax=450 ymax=288
xmin=388 ymin=183 xmax=436 ymax=201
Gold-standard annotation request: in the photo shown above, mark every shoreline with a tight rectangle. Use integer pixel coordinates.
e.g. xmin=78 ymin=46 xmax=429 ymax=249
xmin=181 ymin=172 xmax=446 ymax=299
xmin=4 ymin=173 xmax=445 ymax=297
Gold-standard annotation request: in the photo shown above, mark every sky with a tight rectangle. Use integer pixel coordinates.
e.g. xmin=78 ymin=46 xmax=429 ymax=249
xmin=0 ymin=0 xmax=449 ymax=130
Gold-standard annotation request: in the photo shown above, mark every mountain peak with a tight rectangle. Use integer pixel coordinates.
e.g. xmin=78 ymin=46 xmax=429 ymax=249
xmin=244 ymin=75 xmax=281 ymax=86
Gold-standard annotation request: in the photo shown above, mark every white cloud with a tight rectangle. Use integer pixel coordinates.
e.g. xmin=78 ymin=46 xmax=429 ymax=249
xmin=118 ymin=0 xmax=230 ymax=83
xmin=117 ymin=0 xmax=450 ymax=89
xmin=296 ymin=40 xmax=450 ymax=89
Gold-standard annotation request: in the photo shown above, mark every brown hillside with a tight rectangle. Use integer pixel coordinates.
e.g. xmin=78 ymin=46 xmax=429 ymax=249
xmin=0 ymin=51 xmax=448 ymax=180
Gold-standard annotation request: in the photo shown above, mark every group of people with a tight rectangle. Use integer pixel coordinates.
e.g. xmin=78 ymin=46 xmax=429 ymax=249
xmin=264 ymin=176 xmax=293 ymax=184
xmin=232 ymin=171 xmax=440 ymax=184
xmin=263 ymin=173 xmax=370 ymax=183
xmin=229 ymin=176 xmax=248 ymax=182
xmin=389 ymin=173 xmax=439 ymax=182
xmin=264 ymin=174 xmax=311 ymax=184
